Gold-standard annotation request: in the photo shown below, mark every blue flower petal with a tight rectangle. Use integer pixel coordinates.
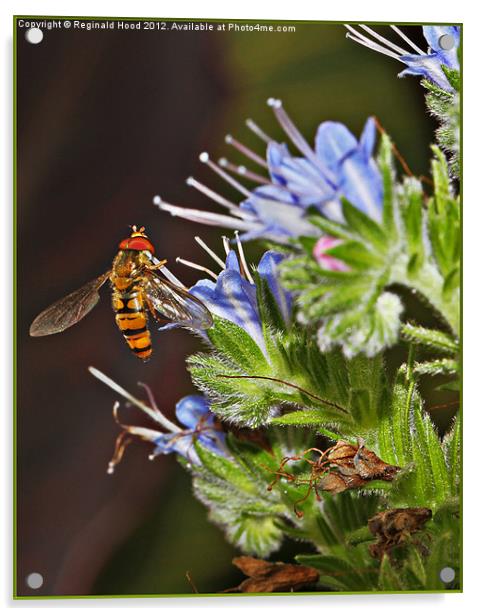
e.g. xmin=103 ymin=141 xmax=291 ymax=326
xmin=191 ymin=265 xmax=266 ymax=353
xmin=266 ymin=141 xmax=292 ymax=186
xmin=199 ymin=430 xmax=227 ymax=455
xmin=241 ymin=196 xmax=319 ymax=239
xmin=257 ymin=251 xmax=292 ymax=324
xmin=422 ymin=26 xmax=460 ymax=69
xmin=399 ymin=53 xmax=454 ymax=91
xmin=359 ymin=117 xmax=376 ymax=162
xmin=225 ymin=250 xmax=240 ymax=272
xmin=315 ymin=121 xmax=358 ymax=173
xmin=254 ymin=183 xmax=299 ymax=205
xmin=189 ymin=279 xmax=217 ymax=307
xmin=217 ymin=270 xmax=265 ymax=352
xmin=267 ymin=142 xmax=334 ymax=206
xmin=339 ymin=151 xmax=383 ymax=221
xmin=175 ymin=394 xmax=210 ymax=429
xmin=153 ymin=433 xmax=199 ymax=461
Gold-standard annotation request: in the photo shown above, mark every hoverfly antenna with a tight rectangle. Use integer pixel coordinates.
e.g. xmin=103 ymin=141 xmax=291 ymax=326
xmin=129 ymin=225 xmax=148 ymax=238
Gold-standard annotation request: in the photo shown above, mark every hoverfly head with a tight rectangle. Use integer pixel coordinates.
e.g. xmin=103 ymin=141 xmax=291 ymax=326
xmin=119 ymin=225 xmax=155 ymax=253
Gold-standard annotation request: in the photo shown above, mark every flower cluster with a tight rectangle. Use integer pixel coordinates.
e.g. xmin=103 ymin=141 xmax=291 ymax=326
xmin=154 ymin=101 xmax=383 ymax=244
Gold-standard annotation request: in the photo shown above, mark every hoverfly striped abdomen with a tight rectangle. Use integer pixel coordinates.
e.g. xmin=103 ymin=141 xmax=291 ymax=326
xmin=112 ymin=282 xmax=152 ymax=361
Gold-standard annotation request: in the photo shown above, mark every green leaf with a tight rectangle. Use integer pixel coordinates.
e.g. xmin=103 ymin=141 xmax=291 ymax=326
xmin=298 ymin=235 xmax=318 ymax=253
xmin=443 ymin=413 xmax=461 ymax=493
xmin=401 ymin=323 xmax=458 ymax=354
xmin=378 ymin=366 xmax=412 ymax=466
xmin=207 ymin=316 xmax=268 ymax=373
xmin=194 ymin=442 xmax=256 ymax=493
xmin=296 ymin=553 xmax=375 ymax=592
xmin=405 ymin=547 xmax=427 ymax=588
xmin=414 ymin=358 xmax=458 ymax=376
xmin=269 ymin=411 xmax=342 ymax=438
xmin=307 ymin=213 xmax=355 ymax=240
xmin=399 ymin=177 xmax=425 ymax=274
xmin=379 ymin=555 xmax=403 ymax=590
xmin=325 ymin=240 xmax=384 ymax=270
xmin=378 ymin=133 xmax=396 ymax=234
xmin=340 ymin=198 xmax=387 ymax=251
xmin=254 ymin=272 xmax=287 ymax=334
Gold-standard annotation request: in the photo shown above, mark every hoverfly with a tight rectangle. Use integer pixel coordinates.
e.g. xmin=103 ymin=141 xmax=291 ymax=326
xmin=29 ymin=226 xmax=213 ymax=360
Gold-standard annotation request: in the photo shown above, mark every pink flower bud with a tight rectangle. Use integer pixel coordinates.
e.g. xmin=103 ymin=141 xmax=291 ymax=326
xmin=313 ymin=236 xmax=350 ymax=272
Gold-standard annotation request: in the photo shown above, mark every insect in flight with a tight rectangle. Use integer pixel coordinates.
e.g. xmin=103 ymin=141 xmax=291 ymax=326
xmin=29 ymin=226 xmax=213 ymax=360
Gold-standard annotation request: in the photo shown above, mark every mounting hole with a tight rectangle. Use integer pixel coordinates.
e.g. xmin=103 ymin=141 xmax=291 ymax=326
xmin=25 ymin=28 xmax=44 ymax=44
xmin=439 ymin=566 xmax=455 ymax=584
xmin=438 ymin=34 xmax=455 ymax=51
xmin=26 ymin=572 xmax=44 ymax=589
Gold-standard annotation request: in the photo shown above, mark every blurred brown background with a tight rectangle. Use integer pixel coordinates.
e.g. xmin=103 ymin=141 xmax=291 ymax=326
xmin=16 ymin=18 xmax=441 ymax=596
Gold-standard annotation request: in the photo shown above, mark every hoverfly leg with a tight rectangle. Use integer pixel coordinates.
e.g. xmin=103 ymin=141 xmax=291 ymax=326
xmin=145 ymin=259 xmax=168 ymax=271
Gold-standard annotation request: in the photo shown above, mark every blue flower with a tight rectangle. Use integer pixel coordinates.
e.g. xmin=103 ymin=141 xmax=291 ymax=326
xmin=346 ymin=24 xmax=460 ymax=93
xmin=189 ymin=247 xmax=293 ymax=356
xmin=257 ymin=109 xmax=382 ymax=222
xmin=88 ymin=368 xmax=228 ymax=472
xmin=153 ymin=395 xmax=226 ymax=460
xmin=399 ymin=27 xmax=460 ymax=91
xmin=155 ymin=104 xmax=383 ymax=240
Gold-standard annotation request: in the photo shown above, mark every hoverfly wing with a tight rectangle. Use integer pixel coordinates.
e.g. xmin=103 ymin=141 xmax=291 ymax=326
xmin=29 ymin=271 xmax=111 ymax=337
xmin=143 ymin=272 xmax=213 ymax=330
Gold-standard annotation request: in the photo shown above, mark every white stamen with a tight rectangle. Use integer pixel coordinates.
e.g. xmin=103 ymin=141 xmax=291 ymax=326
xmin=155 ymin=198 xmax=261 ymax=231
xmin=199 ymin=152 xmax=252 ymax=198
xmin=390 ymin=25 xmax=425 ymax=55
xmin=176 ymin=257 xmax=218 ymax=280
xmin=222 ymin=236 xmax=231 ymax=256
xmin=235 ymin=230 xmax=254 ymax=284
xmin=194 ymin=236 xmax=226 ymax=269
xmin=359 ymin=24 xmax=410 ymax=55
xmin=88 ymin=367 xmax=181 ymax=433
xmin=267 ymin=97 xmax=282 ymax=109
xmin=224 ymin=133 xmax=268 ymax=169
xmin=150 ymin=252 xmax=186 ymax=288
xmin=185 ymin=176 xmax=244 ymax=215
xmin=246 ymin=118 xmax=273 ymax=144
xmin=344 ymin=26 xmax=403 ymax=61
xmin=218 ymin=158 xmax=270 ymax=184
xmin=267 ymin=98 xmax=337 ymax=185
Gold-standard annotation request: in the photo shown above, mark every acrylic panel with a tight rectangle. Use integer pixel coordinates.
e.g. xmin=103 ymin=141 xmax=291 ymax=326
xmin=14 ymin=16 xmax=461 ymax=597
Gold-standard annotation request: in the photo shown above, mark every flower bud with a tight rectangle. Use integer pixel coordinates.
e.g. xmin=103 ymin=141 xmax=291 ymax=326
xmin=313 ymin=236 xmax=350 ymax=272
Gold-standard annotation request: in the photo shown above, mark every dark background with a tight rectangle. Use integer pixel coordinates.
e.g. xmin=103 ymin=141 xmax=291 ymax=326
xmin=16 ymin=18 xmax=442 ymax=596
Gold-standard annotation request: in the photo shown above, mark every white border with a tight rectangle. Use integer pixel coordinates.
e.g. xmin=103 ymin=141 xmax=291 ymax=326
xmin=2 ymin=0 xmax=479 ymax=613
